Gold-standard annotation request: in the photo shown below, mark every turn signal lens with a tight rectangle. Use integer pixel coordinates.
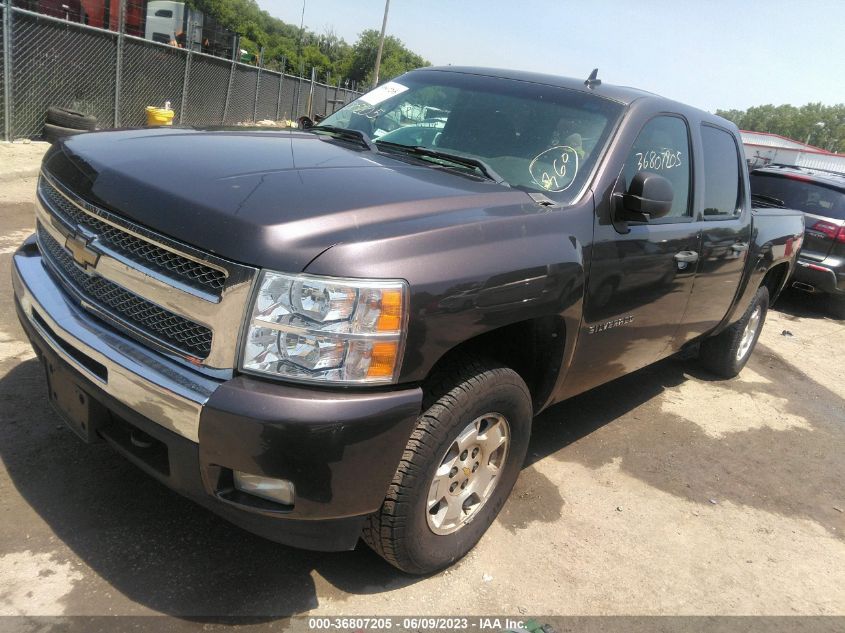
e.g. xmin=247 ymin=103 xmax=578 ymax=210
xmin=367 ymin=341 xmax=399 ymax=378
xmin=376 ymin=289 xmax=403 ymax=331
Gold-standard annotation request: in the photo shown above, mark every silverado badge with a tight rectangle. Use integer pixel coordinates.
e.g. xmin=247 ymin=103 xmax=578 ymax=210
xmin=588 ymin=315 xmax=634 ymax=334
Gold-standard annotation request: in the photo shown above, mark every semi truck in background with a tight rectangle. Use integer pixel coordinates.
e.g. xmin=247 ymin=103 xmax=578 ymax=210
xmin=144 ymin=0 xmax=203 ymax=49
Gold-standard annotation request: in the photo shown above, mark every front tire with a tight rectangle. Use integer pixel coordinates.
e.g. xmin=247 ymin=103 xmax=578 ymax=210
xmin=699 ymin=286 xmax=769 ymax=378
xmin=362 ymin=357 xmax=531 ymax=574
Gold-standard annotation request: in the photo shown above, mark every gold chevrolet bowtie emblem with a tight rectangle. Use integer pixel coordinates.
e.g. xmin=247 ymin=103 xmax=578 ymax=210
xmin=463 ymin=467 xmax=471 ymax=477
xmin=64 ymin=233 xmax=100 ymax=269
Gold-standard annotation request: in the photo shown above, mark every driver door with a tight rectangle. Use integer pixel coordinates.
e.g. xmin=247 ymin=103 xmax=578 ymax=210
xmin=566 ymin=114 xmax=700 ymax=395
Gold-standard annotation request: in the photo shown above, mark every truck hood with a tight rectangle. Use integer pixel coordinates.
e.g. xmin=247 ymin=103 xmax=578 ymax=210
xmin=44 ymin=127 xmax=534 ymax=272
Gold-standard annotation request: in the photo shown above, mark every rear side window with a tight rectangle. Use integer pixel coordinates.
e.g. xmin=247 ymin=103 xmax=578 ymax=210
xmin=701 ymin=125 xmax=742 ymax=219
xmin=750 ymin=174 xmax=845 ymax=221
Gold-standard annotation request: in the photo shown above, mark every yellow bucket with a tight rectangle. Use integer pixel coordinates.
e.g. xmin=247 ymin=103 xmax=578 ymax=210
xmin=145 ymin=106 xmax=175 ymax=127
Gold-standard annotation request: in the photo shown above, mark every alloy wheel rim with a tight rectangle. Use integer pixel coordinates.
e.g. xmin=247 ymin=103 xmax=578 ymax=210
xmin=426 ymin=412 xmax=510 ymax=535
xmin=737 ymin=305 xmax=762 ymax=361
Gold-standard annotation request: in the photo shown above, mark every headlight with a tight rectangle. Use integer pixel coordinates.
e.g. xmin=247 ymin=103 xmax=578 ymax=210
xmin=240 ymin=271 xmax=408 ymax=384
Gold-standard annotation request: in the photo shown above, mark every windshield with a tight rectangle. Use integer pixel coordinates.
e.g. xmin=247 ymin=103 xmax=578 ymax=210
xmin=319 ymin=70 xmax=624 ymax=200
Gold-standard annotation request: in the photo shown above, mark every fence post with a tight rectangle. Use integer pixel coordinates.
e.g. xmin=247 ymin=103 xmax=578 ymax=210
xmin=3 ymin=0 xmax=14 ymax=140
xmin=275 ymin=57 xmax=286 ymax=121
xmin=179 ymin=46 xmax=192 ymax=124
xmin=293 ymin=62 xmax=303 ymax=118
xmin=112 ymin=0 xmax=125 ymax=128
xmin=252 ymin=46 xmax=263 ymax=123
xmin=222 ymin=35 xmax=239 ymax=124
xmin=307 ymin=66 xmax=316 ymax=118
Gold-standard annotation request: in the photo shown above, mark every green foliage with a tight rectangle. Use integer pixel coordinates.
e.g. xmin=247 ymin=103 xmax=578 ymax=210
xmin=717 ymin=103 xmax=845 ymax=154
xmin=186 ymin=0 xmax=428 ymax=85
xmin=347 ymin=29 xmax=430 ymax=86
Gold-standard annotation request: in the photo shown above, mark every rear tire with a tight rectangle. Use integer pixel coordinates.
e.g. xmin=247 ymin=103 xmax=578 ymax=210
xmin=46 ymin=106 xmax=97 ymax=131
xmin=699 ymin=286 xmax=769 ymax=378
xmin=362 ymin=357 xmax=532 ymax=574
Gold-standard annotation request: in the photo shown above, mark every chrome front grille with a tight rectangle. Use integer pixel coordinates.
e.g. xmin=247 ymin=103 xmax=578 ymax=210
xmin=35 ymin=171 xmax=258 ymax=374
xmin=39 ymin=177 xmax=227 ymax=294
xmin=38 ymin=226 xmax=213 ymax=358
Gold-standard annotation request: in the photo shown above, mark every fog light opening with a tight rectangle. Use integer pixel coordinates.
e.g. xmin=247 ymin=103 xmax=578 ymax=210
xmin=233 ymin=471 xmax=296 ymax=506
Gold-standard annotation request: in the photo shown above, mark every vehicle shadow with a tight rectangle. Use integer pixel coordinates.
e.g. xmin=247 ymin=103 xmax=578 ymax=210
xmin=3 ymin=333 xmax=843 ymax=619
xmin=771 ymin=286 xmax=836 ymax=320
xmin=524 ymin=343 xmax=845 ymax=540
xmin=2 ymin=348 xmax=701 ymax=618
xmin=0 ymin=358 xmax=419 ymax=619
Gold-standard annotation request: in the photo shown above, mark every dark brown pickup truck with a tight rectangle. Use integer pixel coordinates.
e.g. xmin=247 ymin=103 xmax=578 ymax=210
xmin=12 ymin=67 xmax=804 ymax=573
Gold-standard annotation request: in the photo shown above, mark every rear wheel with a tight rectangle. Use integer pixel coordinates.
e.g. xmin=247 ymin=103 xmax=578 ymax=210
xmin=699 ymin=286 xmax=769 ymax=378
xmin=362 ymin=357 xmax=531 ymax=574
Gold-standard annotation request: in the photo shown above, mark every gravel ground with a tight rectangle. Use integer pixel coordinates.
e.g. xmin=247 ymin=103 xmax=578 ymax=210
xmin=0 ymin=145 xmax=843 ymax=622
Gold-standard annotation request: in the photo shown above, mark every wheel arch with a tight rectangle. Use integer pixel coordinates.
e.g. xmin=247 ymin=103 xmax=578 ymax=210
xmin=760 ymin=261 xmax=790 ymax=303
xmin=420 ymin=315 xmax=567 ymax=414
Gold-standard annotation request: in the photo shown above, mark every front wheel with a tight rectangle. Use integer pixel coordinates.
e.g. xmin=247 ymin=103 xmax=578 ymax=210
xmin=699 ymin=286 xmax=769 ymax=378
xmin=362 ymin=358 xmax=532 ymax=574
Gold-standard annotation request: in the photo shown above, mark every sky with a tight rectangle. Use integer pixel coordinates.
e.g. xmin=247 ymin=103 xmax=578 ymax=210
xmin=255 ymin=0 xmax=845 ymax=112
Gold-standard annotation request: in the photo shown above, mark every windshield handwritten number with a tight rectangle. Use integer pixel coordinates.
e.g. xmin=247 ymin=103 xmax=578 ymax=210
xmin=635 ymin=149 xmax=683 ymax=171
xmin=530 ymin=146 xmax=579 ymax=192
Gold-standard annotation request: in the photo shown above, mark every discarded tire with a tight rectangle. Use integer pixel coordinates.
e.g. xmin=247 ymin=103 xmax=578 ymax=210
xmin=43 ymin=123 xmax=86 ymax=144
xmin=46 ymin=106 xmax=98 ymax=131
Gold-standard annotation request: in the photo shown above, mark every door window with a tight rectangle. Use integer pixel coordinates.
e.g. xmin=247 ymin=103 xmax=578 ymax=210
xmin=622 ymin=116 xmax=691 ymax=220
xmin=701 ymin=125 xmax=742 ymax=219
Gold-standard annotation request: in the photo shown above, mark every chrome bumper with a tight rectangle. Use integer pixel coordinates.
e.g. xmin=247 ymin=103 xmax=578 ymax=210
xmin=12 ymin=238 xmax=221 ymax=442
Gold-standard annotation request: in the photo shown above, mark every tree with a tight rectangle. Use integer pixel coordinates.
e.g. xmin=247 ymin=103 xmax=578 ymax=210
xmin=186 ymin=0 xmax=428 ymax=86
xmin=345 ymin=29 xmax=429 ymax=86
xmin=716 ymin=103 xmax=845 ymax=154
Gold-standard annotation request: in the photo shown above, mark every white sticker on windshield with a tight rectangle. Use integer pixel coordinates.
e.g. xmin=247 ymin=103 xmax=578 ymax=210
xmin=359 ymin=81 xmax=409 ymax=106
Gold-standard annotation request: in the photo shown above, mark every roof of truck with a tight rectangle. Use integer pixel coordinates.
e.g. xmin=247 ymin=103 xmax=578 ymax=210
xmin=417 ymin=66 xmax=665 ymax=106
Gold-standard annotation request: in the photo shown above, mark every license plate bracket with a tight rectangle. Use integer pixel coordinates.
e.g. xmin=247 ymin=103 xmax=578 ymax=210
xmin=44 ymin=358 xmax=108 ymax=443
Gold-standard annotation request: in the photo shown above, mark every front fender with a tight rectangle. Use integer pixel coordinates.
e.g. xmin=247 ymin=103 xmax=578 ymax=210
xmin=305 ymin=197 xmax=594 ymax=385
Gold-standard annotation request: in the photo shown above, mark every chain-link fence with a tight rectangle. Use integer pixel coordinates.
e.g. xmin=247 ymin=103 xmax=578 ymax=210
xmin=0 ymin=1 xmax=361 ymax=141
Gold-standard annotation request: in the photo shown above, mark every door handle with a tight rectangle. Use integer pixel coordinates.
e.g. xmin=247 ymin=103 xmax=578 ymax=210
xmin=674 ymin=250 xmax=699 ymax=263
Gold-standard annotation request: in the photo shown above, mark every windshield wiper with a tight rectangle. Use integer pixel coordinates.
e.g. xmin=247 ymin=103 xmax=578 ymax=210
xmin=375 ymin=141 xmax=508 ymax=186
xmin=751 ymin=192 xmax=785 ymax=208
xmin=311 ymin=125 xmax=375 ymax=151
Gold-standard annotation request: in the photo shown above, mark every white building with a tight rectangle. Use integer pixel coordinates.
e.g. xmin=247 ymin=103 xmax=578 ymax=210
xmin=741 ymin=130 xmax=845 ymax=174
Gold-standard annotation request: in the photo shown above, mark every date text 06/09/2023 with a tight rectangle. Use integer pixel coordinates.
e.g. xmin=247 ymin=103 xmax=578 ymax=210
xmin=306 ymin=616 xmax=542 ymax=631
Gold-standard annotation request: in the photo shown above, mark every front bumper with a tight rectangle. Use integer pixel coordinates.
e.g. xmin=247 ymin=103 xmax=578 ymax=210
xmin=12 ymin=238 xmax=422 ymax=551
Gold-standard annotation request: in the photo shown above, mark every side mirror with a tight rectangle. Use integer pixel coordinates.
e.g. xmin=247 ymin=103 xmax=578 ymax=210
xmin=297 ymin=115 xmax=314 ymax=129
xmin=620 ymin=171 xmax=674 ymax=222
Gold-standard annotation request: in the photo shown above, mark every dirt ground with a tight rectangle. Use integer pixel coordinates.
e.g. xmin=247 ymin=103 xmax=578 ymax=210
xmin=1 ymin=155 xmax=844 ymax=621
